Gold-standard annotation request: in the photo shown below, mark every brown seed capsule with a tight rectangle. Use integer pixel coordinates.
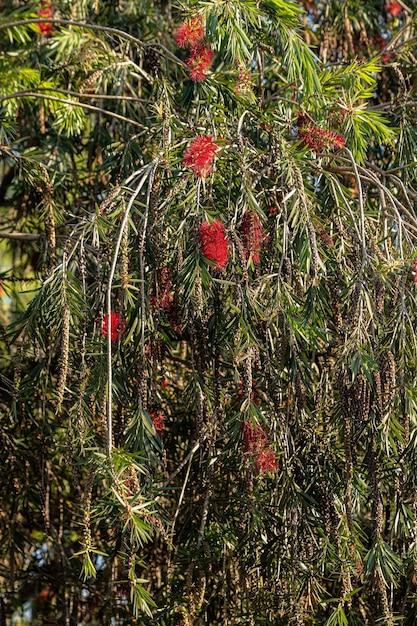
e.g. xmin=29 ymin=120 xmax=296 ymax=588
xmin=374 ymin=275 xmax=384 ymax=320
xmin=144 ymin=47 xmax=161 ymax=73
xmin=57 ymin=303 xmax=70 ymax=405
xmin=379 ymin=350 xmax=396 ymax=405
xmin=329 ymin=276 xmax=342 ymax=330
xmin=294 ymin=372 xmax=305 ymax=409
xmin=347 ymin=279 xmax=362 ymax=327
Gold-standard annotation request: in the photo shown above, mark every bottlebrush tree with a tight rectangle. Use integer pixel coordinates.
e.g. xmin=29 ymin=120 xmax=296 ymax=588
xmin=1 ymin=0 xmax=417 ymax=625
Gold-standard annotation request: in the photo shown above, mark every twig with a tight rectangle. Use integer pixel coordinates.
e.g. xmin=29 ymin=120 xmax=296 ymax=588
xmin=0 ymin=231 xmax=42 ymax=241
xmin=0 ymin=91 xmax=147 ymax=130
xmin=106 ymin=160 xmax=157 ymax=457
xmin=0 ymin=18 xmax=186 ymax=68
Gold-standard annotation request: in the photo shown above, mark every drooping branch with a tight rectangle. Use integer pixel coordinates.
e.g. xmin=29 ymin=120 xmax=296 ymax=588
xmin=0 ymin=18 xmax=186 ymax=68
xmin=0 ymin=91 xmax=148 ymax=130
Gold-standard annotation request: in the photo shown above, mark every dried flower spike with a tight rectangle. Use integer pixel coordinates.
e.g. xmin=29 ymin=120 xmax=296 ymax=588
xmin=199 ymin=219 xmax=229 ymax=270
xmin=102 ymin=311 xmax=126 ymax=342
xmin=183 ymin=135 xmax=218 ymax=177
xmin=187 ymin=43 xmax=213 ymax=81
xmin=240 ymin=211 xmax=266 ymax=264
xmin=174 ymin=15 xmax=205 ymax=48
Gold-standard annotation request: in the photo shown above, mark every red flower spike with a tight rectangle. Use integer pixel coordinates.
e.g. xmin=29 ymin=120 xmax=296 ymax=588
xmin=174 ymin=15 xmax=205 ymax=48
xmin=299 ymin=126 xmax=345 ymax=152
xmin=333 ymin=134 xmax=345 ymax=149
xmin=240 ymin=211 xmax=266 ymax=264
xmin=199 ymin=219 xmax=229 ymax=270
xmin=242 ymin=419 xmax=278 ymax=475
xmin=102 ymin=311 xmax=126 ymax=342
xmin=149 ymin=409 xmax=165 ymax=436
xmin=38 ymin=2 xmax=54 ymax=36
xmin=255 ymin=447 xmax=279 ymax=473
xmin=183 ymin=135 xmax=219 ymax=177
xmin=386 ymin=1 xmax=401 ymax=16
xmin=187 ymin=43 xmax=213 ymax=81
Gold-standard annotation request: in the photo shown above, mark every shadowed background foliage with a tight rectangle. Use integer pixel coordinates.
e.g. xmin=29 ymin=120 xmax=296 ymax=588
xmin=1 ymin=0 xmax=417 ymax=624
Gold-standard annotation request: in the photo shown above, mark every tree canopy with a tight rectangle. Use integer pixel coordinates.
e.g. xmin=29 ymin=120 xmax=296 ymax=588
xmin=1 ymin=0 xmax=417 ymax=624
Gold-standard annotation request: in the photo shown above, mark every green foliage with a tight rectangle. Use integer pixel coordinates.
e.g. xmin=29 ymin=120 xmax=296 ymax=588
xmin=1 ymin=0 xmax=417 ymax=625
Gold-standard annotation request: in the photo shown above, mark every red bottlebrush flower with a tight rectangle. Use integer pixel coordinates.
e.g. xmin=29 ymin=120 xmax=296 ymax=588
xmin=242 ymin=419 xmax=278 ymax=474
xmin=102 ymin=311 xmax=126 ymax=341
xmin=240 ymin=211 xmax=266 ymax=264
xmin=187 ymin=43 xmax=213 ymax=81
xmin=242 ymin=419 xmax=266 ymax=452
xmin=255 ymin=447 xmax=279 ymax=473
xmin=299 ymin=126 xmax=345 ymax=152
xmin=38 ymin=2 xmax=54 ymax=36
xmin=386 ymin=1 xmax=401 ymax=16
xmin=149 ymin=409 xmax=165 ymax=436
xmin=199 ymin=219 xmax=229 ymax=270
xmin=174 ymin=15 xmax=205 ymax=48
xmin=317 ymin=223 xmax=334 ymax=247
xmin=333 ymin=134 xmax=345 ymax=149
xmin=373 ymin=35 xmax=392 ymax=62
xmin=183 ymin=135 xmax=219 ymax=177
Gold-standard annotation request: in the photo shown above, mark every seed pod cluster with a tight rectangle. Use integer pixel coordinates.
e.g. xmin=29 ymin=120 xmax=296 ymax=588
xmin=57 ymin=303 xmax=70 ymax=406
xmin=281 ymin=256 xmax=292 ymax=285
xmin=328 ymin=275 xmax=342 ymax=330
xmin=294 ymin=372 xmax=306 ymax=409
xmin=347 ymin=279 xmax=362 ymax=328
xmin=379 ymin=350 xmax=396 ymax=405
xmin=144 ymin=47 xmax=161 ymax=73
xmin=374 ymin=275 xmax=385 ymax=319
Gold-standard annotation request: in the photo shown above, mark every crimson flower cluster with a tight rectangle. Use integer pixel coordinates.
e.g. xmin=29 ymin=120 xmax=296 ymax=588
xmin=183 ymin=135 xmax=219 ymax=177
xmin=102 ymin=311 xmax=126 ymax=342
xmin=38 ymin=2 xmax=54 ymax=36
xmin=240 ymin=211 xmax=266 ymax=264
xmin=242 ymin=419 xmax=278 ymax=474
xmin=149 ymin=409 xmax=165 ymax=437
xmin=199 ymin=219 xmax=229 ymax=270
xmin=174 ymin=15 xmax=213 ymax=81
xmin=298 ymin=125 xmax=345 ymax=152
xmin=373 ymin=35 xmax=392 ymax=63
xmin=386 ymin=1 xmax=401 ymax=16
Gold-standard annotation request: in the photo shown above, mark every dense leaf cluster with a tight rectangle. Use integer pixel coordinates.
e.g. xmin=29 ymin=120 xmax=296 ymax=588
xmin=1 ymin=0 xmax=417 ymax=624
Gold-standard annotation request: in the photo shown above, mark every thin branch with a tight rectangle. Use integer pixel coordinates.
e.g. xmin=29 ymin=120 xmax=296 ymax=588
xmin=106 ymin=160 xmax=157 ymax=457
xmin=33 ymin=86 xmax=151 ymax=103
xmin=344 ymin=148 xmax=368 ymax=266
xmin=0 ymin=231 xmax=42 ymax=241
xmin=0 ymin=91 xmax=147 ymax=130
xmin=0 ymin=18 xmax=186 ymax=68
